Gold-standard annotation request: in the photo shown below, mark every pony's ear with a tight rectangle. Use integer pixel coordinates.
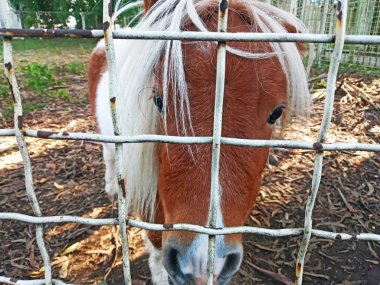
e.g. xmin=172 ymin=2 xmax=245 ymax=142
xmin=144 ymin=0 xmax=157 ymax=12
xmin=282 ymin=22 xmax=308 ymax=55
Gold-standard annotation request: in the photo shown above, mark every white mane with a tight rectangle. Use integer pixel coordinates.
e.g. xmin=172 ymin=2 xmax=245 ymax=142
xmin=110 ymin=0 xmax=311 ymax=219
xmin=0 ymin=0 xmax=22 ymax=28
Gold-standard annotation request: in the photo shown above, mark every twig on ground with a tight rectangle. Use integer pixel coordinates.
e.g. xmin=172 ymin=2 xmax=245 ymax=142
xmin=342 ymin=82 xmax=380 ymax=110
xmin=309 ymin=73 xmax=328 ymax=83
xmin=246 ymin=260 xmax=293 ymax=285
xmin=332 ymin=181 xmax=354 ymax=213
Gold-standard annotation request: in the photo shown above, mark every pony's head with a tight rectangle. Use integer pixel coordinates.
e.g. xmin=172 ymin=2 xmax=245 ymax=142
xmin=114 ymin=0 xmax=311 ymax=283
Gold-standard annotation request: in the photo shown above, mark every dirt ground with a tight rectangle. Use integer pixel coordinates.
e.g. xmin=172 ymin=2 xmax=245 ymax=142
xmin=0 ymin=43 xmax=379 ymax=285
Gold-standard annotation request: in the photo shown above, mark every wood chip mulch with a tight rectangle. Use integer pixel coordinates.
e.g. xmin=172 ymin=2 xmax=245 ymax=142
xmin=0 ymin=75 xmax=379 ymax=285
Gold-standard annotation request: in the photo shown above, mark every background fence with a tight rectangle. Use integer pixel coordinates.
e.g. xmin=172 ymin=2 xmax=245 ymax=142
xmin=270 ymin=0 xmax=380 ymax=67
xmin=0 ymin=0 xmax=380 ymax=284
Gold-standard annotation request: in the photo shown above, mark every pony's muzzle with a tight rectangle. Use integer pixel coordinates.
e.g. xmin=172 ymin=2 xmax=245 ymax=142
xmin=162 ymin=237 xmax=243 ymax=285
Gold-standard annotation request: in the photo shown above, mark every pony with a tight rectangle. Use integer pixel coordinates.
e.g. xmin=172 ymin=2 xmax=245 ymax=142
xmin=88 ymin=0 xmax=311 ymax=284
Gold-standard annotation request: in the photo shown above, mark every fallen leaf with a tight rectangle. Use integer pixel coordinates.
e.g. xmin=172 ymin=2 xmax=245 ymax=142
xmin=54 ymin=182 xmax=65 ymax=190
xmin=246 ymin=260 xmax=293 ymax=285
xmin=0 ymin=196 xmax=8 ymax=206
xmin=366 ymin=182 xmax=375 ymax=196
xmin=10 ymin=259 xmax=30 ymax=270
xmin=60 ymin=242 xmax=80 ymax=255
xmin=59 ymin=258 xmax=70 ymax=278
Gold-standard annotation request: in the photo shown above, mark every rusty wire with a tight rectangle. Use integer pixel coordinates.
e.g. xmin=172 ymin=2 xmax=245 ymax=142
xmin=206 ymin=1 xmax=229 ymax=283
xmin=1 ymin=212 xmax=380 ymax=242
xmin=102 ymin=0 xmax=132 ymax=284
xmin=1 ymin=129 xmax=380 ymax=151
xmin=1 ymin=11 xmax=52 ymax=285
xmin=296 ymin=1 xmax=348 ymax=283
xmin=0 ymin=28 xmax=380 ymax=44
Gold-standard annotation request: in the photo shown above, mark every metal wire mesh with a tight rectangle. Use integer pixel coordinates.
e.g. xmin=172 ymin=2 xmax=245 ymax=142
xmin=268 ymin=0 xmax=380 ymax=67
xmin=0 ymin=0 xmax=379 ymax=284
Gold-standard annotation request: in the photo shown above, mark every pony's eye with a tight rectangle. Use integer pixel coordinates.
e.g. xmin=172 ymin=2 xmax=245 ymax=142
xmin=153 ymin=87 xmax=164 ymax=113
xmin=267 ymin=104 xmax=286 ymax=124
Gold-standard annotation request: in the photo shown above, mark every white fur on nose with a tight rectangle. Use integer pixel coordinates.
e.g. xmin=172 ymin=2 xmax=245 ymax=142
xmin=144 ymin=232 xmax=170 ymax=285
xmin=179 ymin=235 xmax=227 ymax=279
xmin=179 ymin=192 xmax=227 ymax=279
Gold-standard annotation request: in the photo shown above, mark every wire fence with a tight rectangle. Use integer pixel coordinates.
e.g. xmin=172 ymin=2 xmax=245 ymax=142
xmin=0 ymin=0 xmax=380 ymax=284
xmin=269 ymin=0 xmax=380 ymax=67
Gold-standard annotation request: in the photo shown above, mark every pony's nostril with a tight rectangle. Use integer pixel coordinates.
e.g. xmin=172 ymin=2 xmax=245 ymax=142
xmin=164 ymin=240 xmax=242 ymax=284
xmin=163 ymin=246 xmax=186 ymax=284
xmin=217 ymin=251 xmax=243 ymax=285
xmin=164 ymin=246 xmax=181 ymax=275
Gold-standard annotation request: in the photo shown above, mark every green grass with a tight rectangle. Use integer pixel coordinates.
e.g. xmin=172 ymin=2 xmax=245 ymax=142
xmin=0 ymin=85 xmax=9 ymax=98
xmin=67 ymin=62 xmax=86 ymax=74
xmin=21 ymin=62 xmax=54 ymax=90
xmin=0 ymin=38 xmax=97 ymax=55
xmin=313 ymin=81 xmax=327 ymax=89
xmin=311 ymin=61 xmax=380 ymax=78
xmin=3 ymin=102 xmax=47 ymax=121
xmin=339 ymin=62 xmax=380 ymax=77
xmin=0 ymin=38 xmax=94 ymax=122
xmin=51 ymin=62 xmax=87 ymax=76
xmin=47 ymin=89 xmax=84 ymax=104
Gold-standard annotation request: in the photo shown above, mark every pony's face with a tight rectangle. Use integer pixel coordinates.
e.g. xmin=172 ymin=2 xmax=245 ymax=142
xmin=150 ymin=4 xmax=290 ymax=284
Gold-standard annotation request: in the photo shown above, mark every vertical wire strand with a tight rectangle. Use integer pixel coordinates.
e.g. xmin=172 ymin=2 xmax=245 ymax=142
xmin=102 ymin=1 xmax=132 ymax=284
xmin=316 ymin=0 xmax=331 ymax=65
xmin=290 ymin=0 xmax=298 ymax=16
xmin=295 ymin=1 xmax=348 ymax=284
xmin=0 ymin=14 xmax=52 ymax=285
xmin=207 ymin=0 xmax=229 ymax=284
